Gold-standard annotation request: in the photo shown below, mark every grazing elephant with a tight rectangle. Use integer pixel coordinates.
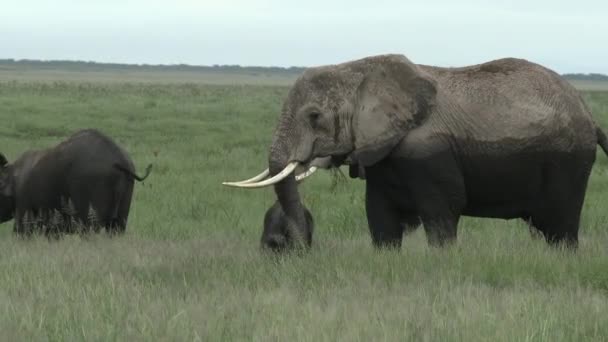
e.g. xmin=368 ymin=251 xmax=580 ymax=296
xmin=261 ymin=201 xmax=314 ymax=251
xmin=0 ymin=129 xmax=152 ymax=236
xmin=225 ymin=54 xmax=608 ymax=250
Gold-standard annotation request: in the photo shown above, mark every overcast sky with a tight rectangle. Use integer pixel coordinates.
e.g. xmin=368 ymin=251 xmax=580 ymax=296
xmin=1 ymin=0 xmax=607 ymax=73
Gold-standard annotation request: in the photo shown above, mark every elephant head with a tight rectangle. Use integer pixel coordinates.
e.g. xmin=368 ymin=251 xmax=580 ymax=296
xmin=224 ymin=54 xmax=437 ymax=250
xmin=0 ymin=153 xmax=16 ymax=223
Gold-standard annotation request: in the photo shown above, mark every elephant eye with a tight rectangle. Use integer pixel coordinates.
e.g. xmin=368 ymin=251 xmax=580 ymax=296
xmin=308 ymin=112 xmax=322 ymax=127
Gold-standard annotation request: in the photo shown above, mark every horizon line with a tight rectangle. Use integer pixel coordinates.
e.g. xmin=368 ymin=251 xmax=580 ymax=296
xmin=0 ymin=57 xmax=606 ymax=77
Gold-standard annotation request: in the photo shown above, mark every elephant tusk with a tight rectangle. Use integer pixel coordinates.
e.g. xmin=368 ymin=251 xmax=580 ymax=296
xmin=222 ymin=162 xmax=298 ymax=188
xmin=295 ymin=166 xmax=318 ymax=182
xmin=225 ymin=168 xmax=270 ymax=185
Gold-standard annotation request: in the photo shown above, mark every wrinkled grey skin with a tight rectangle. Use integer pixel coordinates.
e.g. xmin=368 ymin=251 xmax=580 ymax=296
xmin=0 ymin=129 xmax=151 ymax=236
xmin=266 ymin=54 xmax=608 ymax=250
xmin=261 ymin=201 xmax=313 ymax=252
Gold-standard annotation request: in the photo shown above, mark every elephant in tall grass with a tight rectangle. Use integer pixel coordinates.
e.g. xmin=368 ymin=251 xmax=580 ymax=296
xmin=0 ymin=129 xmax=152 ymax=236
xmin=260 ymin=201 xmax=314 ymax=252
xmin=225 ymin=54 xmax=608 ymax=250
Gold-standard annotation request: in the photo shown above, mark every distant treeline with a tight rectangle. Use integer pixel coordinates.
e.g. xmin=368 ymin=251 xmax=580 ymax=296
xmin=1 ymin=59 xmax=606 ymax=80
xmin=562 ymin=73 xmax=608 ymax=81
xmin=0 ymin=59 xmax=307 ymax=75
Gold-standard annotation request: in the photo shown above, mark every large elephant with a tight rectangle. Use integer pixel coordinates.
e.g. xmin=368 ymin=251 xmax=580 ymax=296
xmin=0 ymin=129 xmax=152 ymax=235
xmin=225 ymin=54 xmax=608 ymax=250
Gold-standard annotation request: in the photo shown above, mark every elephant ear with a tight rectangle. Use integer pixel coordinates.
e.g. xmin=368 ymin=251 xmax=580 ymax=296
xmin=350 ymin=57 xmax=437 ymax=166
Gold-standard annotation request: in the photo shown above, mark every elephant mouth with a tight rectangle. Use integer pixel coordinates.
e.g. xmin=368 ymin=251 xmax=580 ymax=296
xmin=330 ymin=154 xmax=351 ymax=167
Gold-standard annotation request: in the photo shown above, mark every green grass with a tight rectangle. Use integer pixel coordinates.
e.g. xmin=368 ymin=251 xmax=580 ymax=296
xmin=1 ymin=76 xmax=608 ymax=340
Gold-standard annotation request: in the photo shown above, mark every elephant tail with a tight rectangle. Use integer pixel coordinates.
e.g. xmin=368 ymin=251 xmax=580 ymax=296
xmin=597 ymin=126 xmax=608 ymax=157
xmin=114 ymin=163 xmax=153 ymax=182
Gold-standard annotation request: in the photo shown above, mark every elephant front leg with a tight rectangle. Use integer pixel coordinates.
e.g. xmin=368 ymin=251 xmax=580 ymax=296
xmin=365 ymin=181 xmax=404 ymax=249
xmin=13 ymin=209 xmax=34 ymax=237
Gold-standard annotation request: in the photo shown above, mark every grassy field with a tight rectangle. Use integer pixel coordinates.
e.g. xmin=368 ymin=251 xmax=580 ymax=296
xmin=567 ymin=80 xmax=608 ymax=92
xmin=0 ymin=62 xmax=301 ymax=86
xmin=1 ymin=71 xmax=608 ymax=340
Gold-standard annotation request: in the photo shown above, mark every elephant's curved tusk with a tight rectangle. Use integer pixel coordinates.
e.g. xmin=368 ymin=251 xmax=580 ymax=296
xmin=226 ymin=168 xmax=270 ymax=185
xmin=223 ymin=162 xmax=298 ymax=188
xmin=295 ymin=166 xmax=318 ymax=182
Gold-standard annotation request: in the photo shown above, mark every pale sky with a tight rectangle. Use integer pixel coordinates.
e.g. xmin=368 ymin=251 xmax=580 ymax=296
xmin=1 ymin=0 xmax=607 ymax=73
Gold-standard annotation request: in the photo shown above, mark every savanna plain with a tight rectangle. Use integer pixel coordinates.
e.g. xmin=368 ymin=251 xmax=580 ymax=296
xmin=2 ymin=66 xmax=608 ymax=341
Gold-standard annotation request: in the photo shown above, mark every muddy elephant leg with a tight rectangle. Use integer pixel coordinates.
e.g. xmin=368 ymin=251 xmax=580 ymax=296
xmin=418 ymin=203 xmax=461 ymax=247
xmin=531 ymin=161 xmax=591 ymax=249
xmin=532 ymin=209 xmax=580 ymax=248
xmin=414 ymin=184 xmax=463 ymax=247
xmin=67 ymin=189 xmax=94 ymax=232
xmin=16 ymin=208 xmax=40 ymax=237
xmin=408 ymin=160 xmax=465 ymax=247
xmin=13 ymin=209 xmax=29 ymax=236
xmin=522 ymin=216 xmax=544 ymax=240
xmin=409 ymin=179 xmax=463 ymax=246
xmin=365 ymin=181 xmax=404 ymax=249
xmin=112 ymin=182 xmax=133 ymax=234
xmin=532 ymin=191 xmax=585 ymax=249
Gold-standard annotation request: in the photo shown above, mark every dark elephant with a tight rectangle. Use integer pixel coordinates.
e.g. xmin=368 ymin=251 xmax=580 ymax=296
xmin=0 ymin=129 xmax=152 ymax=236
xmin=260 ymin=201 xmax=314 ymax=251
xmin=225 ymin=54 xmax=608 ymax=250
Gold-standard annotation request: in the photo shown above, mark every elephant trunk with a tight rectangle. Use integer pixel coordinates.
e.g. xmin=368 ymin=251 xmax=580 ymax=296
xmin=267 ymin=119 xmax=309 ymax=249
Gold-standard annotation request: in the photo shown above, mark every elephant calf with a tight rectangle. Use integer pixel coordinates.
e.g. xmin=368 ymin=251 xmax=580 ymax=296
xmin=0 ymin=129 xmax=151 ymax=236
xmin=261 ymin=201 xmax=314 ymax=251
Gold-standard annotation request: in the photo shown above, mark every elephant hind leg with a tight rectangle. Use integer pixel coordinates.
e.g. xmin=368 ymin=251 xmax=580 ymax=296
xmin=521 ymin=216 xmax=544 ymax=240
xmin=531 ymin=160 xmax=592 ymax=249
xmin=531 ymin=194 xmax=583 ymax=248
xmin=531 ymin=213 xmax=580 ymax=248
xmin=111 ymin=181 xmax=134 ymax=235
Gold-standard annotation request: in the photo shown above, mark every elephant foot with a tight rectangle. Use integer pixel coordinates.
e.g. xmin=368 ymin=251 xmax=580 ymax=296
xmin=423 ymin=221 xmax=458 ymax=248
xmin=372 ymin=238 xmax=403 ymax=250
